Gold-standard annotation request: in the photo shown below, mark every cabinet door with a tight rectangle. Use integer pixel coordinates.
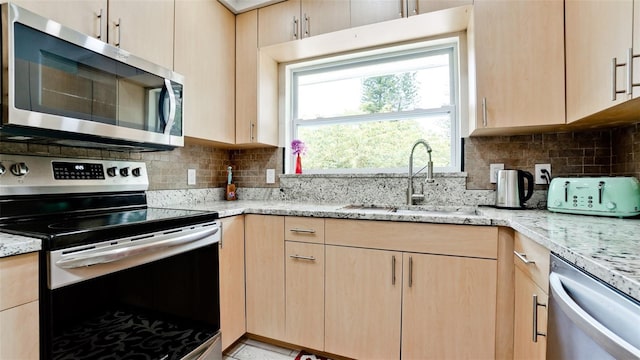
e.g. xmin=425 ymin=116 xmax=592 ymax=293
xmin=258 ymin=0 xmax=301 ymax=47
xmin=301 ymin=0 xmax=350 ymax=38
xmin=236 ymin=10 xmax=258 ymax=145
xmin=245 ymin=215 xmax=285 ymax=340
xmin=401 ymin=253 xmax=496 ymax=359
xmin=411 ymin=0 xmax=472 ymax=15
xmin=0 ymin=301 xmax=39 ymax=360
xmin=175 ymin=0 xmax=235 ymax=144
xmin=12 ymin=0 xmax=107 ymax=39
xmin=513 ymin=267 xmax=548 ymax=360
xmin=285 ymin=241 xmax=324 ymax=350
xmin=350 ymin=0 xmax=402 ymax=27
xmin=108 ymin=0 xmax=174 ymax=70
xmin=0 ymin=253 xmax=38 ymax=311
xmin=565 ymin=0 xmax=633 ymax=122
xmin=325 ymin=246 xmax=402 ymax=360
xmin=471 ymin=0 xmax=564 ymax=132
xmin=219 ymin=216 xmax=246 ymax=351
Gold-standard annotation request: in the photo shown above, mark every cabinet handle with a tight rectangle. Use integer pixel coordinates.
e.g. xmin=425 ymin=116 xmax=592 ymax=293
xmin=628 ymin=48 xmax=640 ymax=95
xmin=293 ymin=16 xmax=299 ymax=39
xmin=219 ymin=222 xmax=224 ymax=249
xmin=399 ymin=0 xmax=405 ymax=17
xmin=290 ymin=228 xmax=316 ymax=234
xmin=532 ymin=294 xmax=547 ymax=343
xmin=289 ymin=254 xmax=316 ymax=261
xmin=611 ymin=56 xmax=627 ymax=100
xmin=250 ymin=123 xmax=255 ymax=142
xmin=114 ymin=18 xmax=121 ymax=47
xmin=408 ymin=256 xmax=413 ymax=288
xmin=514 ymin=251 xmax=536 ymax=265
xmin=96 ymin=8 xmax=103 ymax=40
xmin=392 ymin=255 xmax=396 ymax=285
xmin=481 ymin=97 xmax=488 ymax=127
xmin=304 ymin=13 xmax=310 ymax=37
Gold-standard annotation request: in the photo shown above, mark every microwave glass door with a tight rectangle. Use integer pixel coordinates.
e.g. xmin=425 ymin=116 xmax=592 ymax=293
xmin=13 ymin=22 xmax=182 ymax=137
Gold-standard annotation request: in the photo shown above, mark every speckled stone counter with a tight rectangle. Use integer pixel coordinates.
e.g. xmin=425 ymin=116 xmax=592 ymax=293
xmin=0 ymin=232 xmax=41 ymax=257
xmin=163 ymin=200 xmax=640 ymax=302
xmin=3 ymin=198 xmax=639 ymax=302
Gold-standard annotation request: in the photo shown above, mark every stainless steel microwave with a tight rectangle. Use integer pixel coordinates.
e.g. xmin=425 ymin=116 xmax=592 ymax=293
xmin=1 ymin=3 xmax=185 ymax=151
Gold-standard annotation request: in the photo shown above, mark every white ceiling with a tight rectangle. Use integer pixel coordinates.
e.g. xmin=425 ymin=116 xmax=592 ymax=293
xmin=218 ymin=0 xmax=286 ymax=14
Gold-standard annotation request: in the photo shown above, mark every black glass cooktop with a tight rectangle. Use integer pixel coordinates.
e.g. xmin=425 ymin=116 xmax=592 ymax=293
xmin=0 ymin=193 xmax=218 ymax=250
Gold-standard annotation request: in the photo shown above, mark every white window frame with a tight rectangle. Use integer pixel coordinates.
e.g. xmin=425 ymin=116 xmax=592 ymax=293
xmin=285 ymin=38 xmax=461 ymax=174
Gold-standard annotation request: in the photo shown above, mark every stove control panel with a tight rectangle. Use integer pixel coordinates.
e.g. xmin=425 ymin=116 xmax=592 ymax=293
xmin=0 ymin=154 xmax=148 ymax=196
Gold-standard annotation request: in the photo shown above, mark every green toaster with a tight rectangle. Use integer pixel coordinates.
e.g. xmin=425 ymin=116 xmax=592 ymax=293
xmin=547 ymin=177 xmax=640 ymax=217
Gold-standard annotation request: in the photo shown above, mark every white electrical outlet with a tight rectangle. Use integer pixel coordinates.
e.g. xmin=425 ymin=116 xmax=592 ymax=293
xmin=266 ymin=169 xmax=275 ymax=184
xmin=489 ymin=163 xmax=504 ymax=184
xmin=187 ymin=169 xmax=196 ymax=185
xmin=535 ymin=164 xmax=551 ymax=185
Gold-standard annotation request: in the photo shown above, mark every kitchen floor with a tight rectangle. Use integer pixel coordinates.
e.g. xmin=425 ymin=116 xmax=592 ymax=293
xmin=224 ymin=338 xmax=299 ymax=360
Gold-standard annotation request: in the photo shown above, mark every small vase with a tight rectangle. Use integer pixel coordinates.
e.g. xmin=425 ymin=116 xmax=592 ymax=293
xmin=295 ymin=154 xmax=302 ymax=174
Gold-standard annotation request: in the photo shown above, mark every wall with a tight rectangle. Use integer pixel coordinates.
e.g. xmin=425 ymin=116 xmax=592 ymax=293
xmin=611 ymin=122 xmax=640 ymax=178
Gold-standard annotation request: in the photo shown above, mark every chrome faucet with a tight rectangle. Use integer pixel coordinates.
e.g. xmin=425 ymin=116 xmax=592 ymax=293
xmin=407 ymin=139 xmax=434 ymax=205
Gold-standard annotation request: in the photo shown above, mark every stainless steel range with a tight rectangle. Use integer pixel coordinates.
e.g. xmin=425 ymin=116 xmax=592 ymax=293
xmin=0 ymin=154 xmax=222 ymax=360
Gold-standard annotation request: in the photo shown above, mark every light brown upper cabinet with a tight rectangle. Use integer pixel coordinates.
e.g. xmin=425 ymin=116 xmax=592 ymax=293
xmin=565 ymin=0 xmax=640 ymax=124
xmin=468 ymin=0 xmax=565 ymax=135
xmin=236 ymin=10 xmax=279 ymax=146
xmin=14 ymin=0 xmax=174 ymax=70
xmin=258 ymin=0 xmax=350 ymax=47
xmin=176 ymin=0 xmax=235 ymax=144
xmin=107 ymin=0 xmax=175 ymax=70
xmin=408 ymin=0 xmax=472 ymax=16
xmin=12 ymin=0 xmax=107 ymax=38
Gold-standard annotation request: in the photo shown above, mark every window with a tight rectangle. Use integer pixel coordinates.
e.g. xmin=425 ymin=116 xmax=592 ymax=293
xmin=286 ymin=39 xmax=461 ymax=174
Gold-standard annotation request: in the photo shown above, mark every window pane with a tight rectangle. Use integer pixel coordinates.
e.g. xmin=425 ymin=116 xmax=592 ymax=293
xmin=297 ymin=113 xmax=451 ymax=172
xmin=296 ymin=53 xmax=451 ymax=120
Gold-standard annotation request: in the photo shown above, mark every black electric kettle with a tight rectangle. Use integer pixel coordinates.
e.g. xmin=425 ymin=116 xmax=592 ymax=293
xmin=495 ymin=169 xmax=534 ymax=208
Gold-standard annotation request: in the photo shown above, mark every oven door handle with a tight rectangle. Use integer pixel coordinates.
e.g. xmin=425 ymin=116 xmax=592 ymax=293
xmin=55 ymin=226 xmax=219 ymax=269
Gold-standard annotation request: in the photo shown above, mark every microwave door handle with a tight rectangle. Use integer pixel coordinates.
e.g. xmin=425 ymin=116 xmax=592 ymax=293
xmin=163 ymin=79 xmax=176 ymax=135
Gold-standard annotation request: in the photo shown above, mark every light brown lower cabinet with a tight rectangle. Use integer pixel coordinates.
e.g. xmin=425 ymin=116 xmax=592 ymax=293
xmin=285 ymin=241 xmax=324 ymax=350
xmin=401 ymin=253 xmax=497 ymax=359
xmin=0 ymin=252 xmax=39 ymax=359
xmin=513 ymin=267 xmax=548 ymax=360
xmin=324 ymin=219 xmax=499 ymax=360
xmin=245 ymin=215 xmax=285 ymax=340
xmin=219 ymin=216 xmax=246 ymax=350
xmin=325 ymin=245 xmax=403 ymax=359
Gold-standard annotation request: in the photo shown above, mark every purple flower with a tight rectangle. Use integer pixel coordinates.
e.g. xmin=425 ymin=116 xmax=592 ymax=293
xmin=291 ymin=139 xmax=307 ymax=156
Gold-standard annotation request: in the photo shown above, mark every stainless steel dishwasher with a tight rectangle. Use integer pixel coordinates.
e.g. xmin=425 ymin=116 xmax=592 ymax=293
xmin=547 ymin=254 xmax=640 ymax=359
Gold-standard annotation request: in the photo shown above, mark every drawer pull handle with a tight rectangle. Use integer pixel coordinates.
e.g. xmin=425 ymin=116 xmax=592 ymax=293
xmin=532 ymin=294 xmax=547 ymax=342
xmin=514 ymin=251 xmax=536 ymax=265
xmin=290 ymin=228 xmax=315 ymax=234
xmin=289 ymin=254 xmax=316 ymax=261
xmin=392 ymin=255 xmax=396 ymax=285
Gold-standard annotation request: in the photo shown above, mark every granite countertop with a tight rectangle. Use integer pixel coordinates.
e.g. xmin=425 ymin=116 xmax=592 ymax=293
xmin=2 ymin=200 xmax=639 ymax=302
xmin=168 ymin=200 xmax=640 ymax=301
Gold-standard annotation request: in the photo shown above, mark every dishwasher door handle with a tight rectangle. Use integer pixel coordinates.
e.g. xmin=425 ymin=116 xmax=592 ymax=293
xmin=549 ymin=272 xmax=640 ymax=359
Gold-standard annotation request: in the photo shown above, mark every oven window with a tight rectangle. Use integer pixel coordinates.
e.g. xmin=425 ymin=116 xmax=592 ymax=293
xmin=13 ymin=22 xmax=182 ymax=136
xmin=42 ymin=245 xmax=219 ymax=359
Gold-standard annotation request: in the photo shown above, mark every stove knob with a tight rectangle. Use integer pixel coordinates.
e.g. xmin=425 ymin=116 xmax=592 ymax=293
xmin=606 ymin=202 xmax=616 ymax=210
xmin=120 ymin=167 xmax=129 ymax=177
xmin=106 ymin=167 xmax=118 ymax=177
xmin=10 ymin=162 xmax=29 ymax=176
xmin=0 ymin=163 xmax=5 ymax=175
xmin=132 ymin=167 xmax=141 ymax=177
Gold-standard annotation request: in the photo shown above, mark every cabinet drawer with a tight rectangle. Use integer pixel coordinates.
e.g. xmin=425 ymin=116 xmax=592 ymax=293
xmin=285 ymin=217 xmax=325 ymax=244
xmin=325 ymin=219 xmax=497 ymax=259
xmin=0 ymin=253 xmax=38 ymax=311
xmin=514 ymin=232 xmax=550 ymax=292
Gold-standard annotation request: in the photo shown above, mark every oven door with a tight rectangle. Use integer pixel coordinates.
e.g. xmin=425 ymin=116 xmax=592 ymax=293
xmin=40 ymin=222 xmax=221 ymax=360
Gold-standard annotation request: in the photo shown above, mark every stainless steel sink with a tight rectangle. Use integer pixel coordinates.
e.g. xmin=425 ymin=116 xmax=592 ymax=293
xmin=338 ymin=204 xmax=478 ymax=216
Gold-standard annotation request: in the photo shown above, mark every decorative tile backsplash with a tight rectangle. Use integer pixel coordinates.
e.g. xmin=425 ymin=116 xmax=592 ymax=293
xmin=2 ymin=122 xmax=640 ymax=200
